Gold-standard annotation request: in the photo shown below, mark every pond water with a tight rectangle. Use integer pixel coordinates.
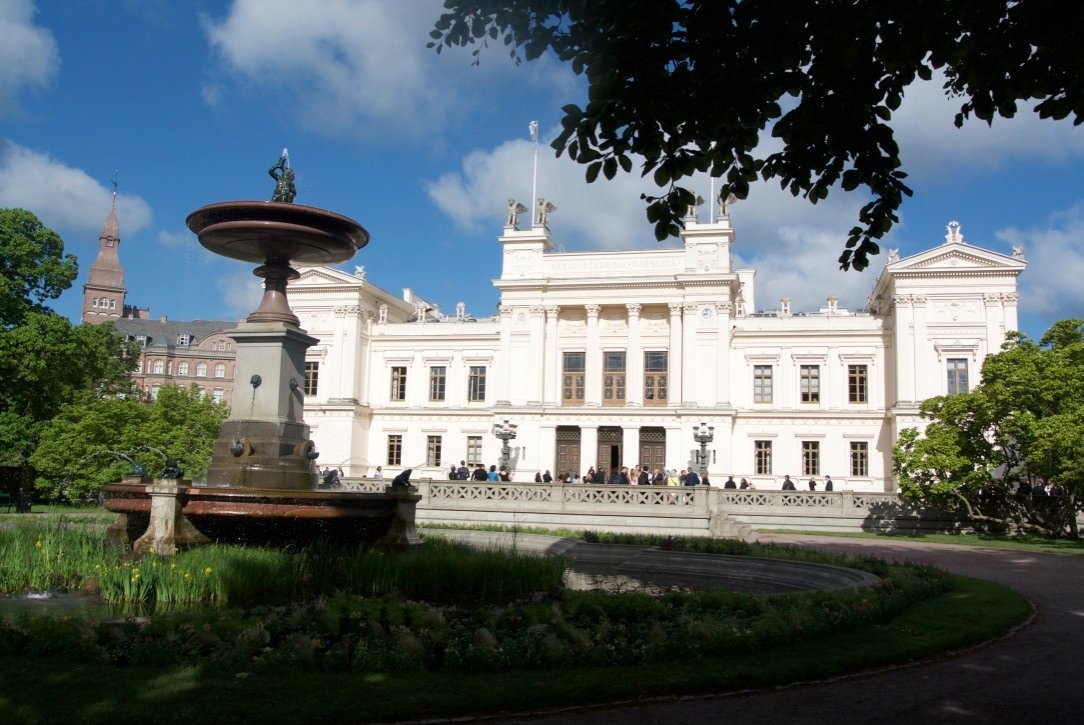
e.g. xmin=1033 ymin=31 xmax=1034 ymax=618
xmin=0 ymin=591 xmax=115 ymax=620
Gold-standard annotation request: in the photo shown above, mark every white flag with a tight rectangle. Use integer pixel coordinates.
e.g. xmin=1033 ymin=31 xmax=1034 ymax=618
xmin=529 ymin=121 xmax=539 ymax=143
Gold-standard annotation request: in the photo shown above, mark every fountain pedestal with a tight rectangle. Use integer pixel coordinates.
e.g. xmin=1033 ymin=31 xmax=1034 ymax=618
xmin=103 ymin=195 xmax=422 ymax=552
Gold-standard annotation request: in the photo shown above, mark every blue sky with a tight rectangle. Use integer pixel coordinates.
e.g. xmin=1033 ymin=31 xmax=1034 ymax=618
xmin=1 ymin=0 xmax=1082 ymax=339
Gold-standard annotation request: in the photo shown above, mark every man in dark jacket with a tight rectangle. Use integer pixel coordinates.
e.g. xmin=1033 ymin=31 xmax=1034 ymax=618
xmin=782 ymin=474 xmax=796 ymax=490
xmin=684 ymin=469 xmax=701 ymax=487
xmin=724 ymin=476 xmax=737 ymax=489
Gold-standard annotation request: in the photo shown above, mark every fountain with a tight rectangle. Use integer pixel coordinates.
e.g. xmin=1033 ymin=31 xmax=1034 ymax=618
xmin=102 ymin=152 xmax=421 ymax=554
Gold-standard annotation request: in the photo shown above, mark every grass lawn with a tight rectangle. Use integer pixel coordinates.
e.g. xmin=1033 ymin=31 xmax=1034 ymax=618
xmin=0 ymin=575 xmax=1028 ymax=723
xmin=759 ymin=529 xmax=1084 ymax=555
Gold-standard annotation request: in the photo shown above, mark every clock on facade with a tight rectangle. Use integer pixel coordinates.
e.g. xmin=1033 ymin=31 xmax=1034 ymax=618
xmin=699 ymin=306 xmax=715 ymax=320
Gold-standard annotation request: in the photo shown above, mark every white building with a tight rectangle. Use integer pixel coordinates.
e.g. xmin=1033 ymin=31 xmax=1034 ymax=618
xmin=290 ymin=210 xmax=1024 ymax=492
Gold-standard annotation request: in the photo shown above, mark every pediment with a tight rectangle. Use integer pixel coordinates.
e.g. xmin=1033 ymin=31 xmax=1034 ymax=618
xmin=293 ymin=266 xmax=363 ymax=286
xmin=891 ymin=243 xmax=1024 ymax=272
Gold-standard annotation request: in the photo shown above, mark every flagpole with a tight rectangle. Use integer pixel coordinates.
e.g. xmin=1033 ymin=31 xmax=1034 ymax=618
xmin=529 ymin=121 xmax=539 ymax=224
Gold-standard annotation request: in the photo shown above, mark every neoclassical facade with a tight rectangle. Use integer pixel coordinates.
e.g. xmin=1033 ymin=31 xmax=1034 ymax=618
xmin=290 ymin=211 xmax=1024 ymax=492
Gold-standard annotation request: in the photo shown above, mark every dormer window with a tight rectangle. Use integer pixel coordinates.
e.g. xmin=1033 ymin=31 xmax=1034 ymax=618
xmin=136 ymin=335 xmax=148 ymax=347
xmin=177 ymin=333 xmax=191 ymax=346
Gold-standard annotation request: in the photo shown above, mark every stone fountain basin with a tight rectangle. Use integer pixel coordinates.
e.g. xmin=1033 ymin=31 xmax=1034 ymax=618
xmin=186 ymin=201 xmax=369 ymax=265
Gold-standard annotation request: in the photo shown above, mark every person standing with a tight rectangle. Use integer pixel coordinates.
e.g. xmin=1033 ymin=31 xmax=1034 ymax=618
xmin=487 ymin=465 xmax=499 ymax=482
xmin=724 ymin=476 xmax=737 ymax=489
xmin=472 ymin=463 xmax=488 ymax=481
xmin=373 ymin=466 xmax=383 ymax=479
xmin=808 ymin=477 xmax=817 ymax=491
xmin=824 ymin=475 xmax=833 ymax=491
xmin=782 ymin=474 xmax=796 ymax=490
xmin=684 ymin=469 xmax=701 ymax=487
xmin=637 ymin=466 xmax=650 ymax=486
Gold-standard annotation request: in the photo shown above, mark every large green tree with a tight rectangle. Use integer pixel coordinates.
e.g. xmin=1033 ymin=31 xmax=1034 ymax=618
xmin=0 ymin=208 xmax=78 ymax=327
xmin=430 ymin=1 xmax=1084 ymax=270
xmin=30 ymin=384 xmax=229 ymax=501
xmin=894 ymin=320 xmax=1084 ymax=537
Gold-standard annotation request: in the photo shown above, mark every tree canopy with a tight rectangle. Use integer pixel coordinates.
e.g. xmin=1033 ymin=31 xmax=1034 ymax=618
xmin=894 ymin=319 xmax=1084 ymax=537
xmin=30 ymin=384 xmax=229 ymax=501
xmin=0 ymin=208 xmax=79 ymax=327
xmin=430 ymin=1 xmax=1084 ymax=270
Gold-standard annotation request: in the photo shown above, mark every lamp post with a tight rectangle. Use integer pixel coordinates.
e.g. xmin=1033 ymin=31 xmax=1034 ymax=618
xmin=492 ymin=419 xmax=518 ymax=473
xmin=692 ymin=421 xmax=715 ymax=477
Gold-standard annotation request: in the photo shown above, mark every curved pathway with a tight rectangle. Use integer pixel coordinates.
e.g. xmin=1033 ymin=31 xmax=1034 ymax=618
xmin=487 ymin=534 xmax=1083 ymax=725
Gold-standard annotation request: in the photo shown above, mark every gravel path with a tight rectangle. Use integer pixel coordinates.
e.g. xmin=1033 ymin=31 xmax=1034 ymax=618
xmin=487 ymin=534 xmax=1083 ymax=725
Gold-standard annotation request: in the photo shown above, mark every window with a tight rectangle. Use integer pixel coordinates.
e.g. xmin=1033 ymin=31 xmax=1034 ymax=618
xmin=644 ymin=351 xmax=668 ymax=406
xmin=426 ymin=435 xmax=442 ymax=467
xmin=754 ymin=440 xmax=772 ymax=475
xmin=177 ymin=333 xmax=190 ymax=346
xmin=848 ymin=364 xmax=868 ymax=403
xmin=196 ymin=362 xmax=207 ymax=377
xmin=390 ymin=366 xmax=407 ymax=401
xmin=468 ymin=366 xmax=487 ymax=402
xmin=429 ymin=366 xmax=446 ymax=401
xmin=214 ymin=363 xmax=226 ymax=379
xmin=167 ymin=362 xmax=172 ymax=376
xmin=304 ymin=361 xmax=319 ymax=396
xmin=802 ymin=441 xmax=820 ymax=476
xmin=134 ymin=359 xmax=143 ymax=374
xmin=387 ymin=435 xmax=403 ymax=466
xmin=800 ymin=365 xmax=820 ymax=403
xmin=850 ymin=441 xmax=869 ymax=477
xmin=753 ymin=365 xmax=773 ymax=403
xmin=602 ymin=351 xmax=626 ymax=406
xmin=562 ymin=352 xmax=585 ymax=405
xmin=150 ymin=384 xmax=161 ymax=400
xmin=153 ymin=360 xmax=164 ymax=374
xmin=212 ymin=388 xmax=224 ymax=403
xmin=136 ymin=335 xmax=148 ymax=347
xmin=947 ymin=358 xmax=969 ymax=395
xmin=178 ymin=362 xmax=189 ymax=376
xmin=467 ymin=435 xmax=483 ymax=466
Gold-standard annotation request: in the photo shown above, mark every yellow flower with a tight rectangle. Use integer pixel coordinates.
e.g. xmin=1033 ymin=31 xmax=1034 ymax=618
xmin=34 ymin=539 xmax=42 ymax=548
xmin=203 ymin=567 xmax=213 ymax=575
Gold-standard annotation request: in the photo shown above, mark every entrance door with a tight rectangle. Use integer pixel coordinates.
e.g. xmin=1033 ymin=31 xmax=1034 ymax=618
xmin=639 ymin=427 xmax=667 ymax=475
xmin=597 ymin=427 xmax=622 ymax=479
xmin=555 ymin=426 xmax=581 ymax=481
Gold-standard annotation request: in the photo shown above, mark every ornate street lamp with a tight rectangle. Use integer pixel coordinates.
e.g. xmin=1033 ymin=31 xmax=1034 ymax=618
xmin=692 ymin=421 xmax=715 ymax=477
xmin=492 ymin=419 xmax=518 ymax=473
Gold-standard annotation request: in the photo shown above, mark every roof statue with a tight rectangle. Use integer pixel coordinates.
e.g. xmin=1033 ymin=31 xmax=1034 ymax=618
xmin=686 ymin=194 xmax=705 ymax=219
xmin=944 ymin=220 xmax=963 ymax=244
xmin=536 ymin=198 xmax=557 ymax=226
xmin=269 ymin=148 xmax=296 ymax=203
xmin=506 ymin=198 xmax=528 ymax=229
xmin=719 ymin=191 xmax=738 ymax=219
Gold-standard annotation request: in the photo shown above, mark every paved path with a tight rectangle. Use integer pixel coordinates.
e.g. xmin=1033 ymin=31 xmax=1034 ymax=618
xmin=485 ymin=534 xmax=1083 ymax=725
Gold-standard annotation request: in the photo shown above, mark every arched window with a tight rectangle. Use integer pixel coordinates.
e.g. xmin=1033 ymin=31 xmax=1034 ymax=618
xmin=214 ymin=363 xmax=226 ymax=378
xmin=196 ymin=363 xmax=207 ymax=377
xmin=153 ymin=360 xmax=164 ymax=374
xmin=178 ymin=362 xmax=189 ymax=376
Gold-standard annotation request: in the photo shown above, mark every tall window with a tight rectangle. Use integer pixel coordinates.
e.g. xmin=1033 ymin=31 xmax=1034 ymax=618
xmin=429 ymin=366 xmax=446 ymax=401
xmin=562 ymin=352 xmax=585 ymax=405
xmin=602 ymin=351 xmax=626 ymax=406
xmin=214 ymin=363 xmax=226 ymax=379
xmin=802 ymin=441 xmax=820 ymax=476
xmin=196 ymin=362 xmax=207 ymax=377
xmin=467 ymin=435 xmax=483 ymax=466
xmin=468 ymin=366 xmax=487 ymax=401
xmin=753 ymin=365 xmax=773 ymax=403
xmin=387 ymin=435 xmax=402 ymax=466
xmin=135 ymin=359 xmax=143 ymax=374
xmin=850 ymin=441 xmax=869 ymax=477
xmin=426 ymin=435 xmax=442 ymax=467
xmin=150 ymin=384 xmax=161 ymax=400
xmin=644 ymin=351 xmax=668 ymax=406
xmin=153 ymin=360 xmax=164 ymax=374
xmin=212 ymin=388 xmax=224 ymax=403
xmin=304 ymin=361 xmax=319 ymax=396
xmin=848 ymin=364 xmax=868 ymax=403
xmin=178 ymin=362 xmax=189 ymax=376
xmin=947 ymin=358 xmax=969 ymax=395
xmin=177 ymin=333 xmax=190 ymax=346
xmin=754 ymin=440 xmax=772 ymax=475
xmin=800 ymin=365 xmax=820 ymax=403
xmin=391 ymin=366 xmax=407 ymax=401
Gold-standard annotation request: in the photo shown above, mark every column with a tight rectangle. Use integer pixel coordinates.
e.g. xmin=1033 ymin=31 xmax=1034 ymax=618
xmin=496 ymin=306 xmax=513 ymax=406
xmin=585 ymin=304 xmax=602 ymax=407
xmin=893 ymin=295 xmax=915 ymax=404
xmin=625 ymin=303 xmax=642 ymax=406
xmin=912 ymin=295 xmax=928 ymax=398
xmin=623 ymin=426 xmax=640 ymax=468
xmin=580 ymin=425 xmax=599 ymax=475
xmin=668 ymin=303 xmax=683 ymax=406
xmin=682 ymin=303 xmax=698 ymax=406
xmin=544 ymin=305 xmax=560 ymax=404
xmin=715 ymin=300 xmax=732 ymax=405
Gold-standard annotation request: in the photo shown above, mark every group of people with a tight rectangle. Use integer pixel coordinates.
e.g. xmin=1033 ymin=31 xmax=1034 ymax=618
xmin=780 ymin=474 xmax=834 ymax=491
xmin=450 ymin=461 xmax=512 ymax=482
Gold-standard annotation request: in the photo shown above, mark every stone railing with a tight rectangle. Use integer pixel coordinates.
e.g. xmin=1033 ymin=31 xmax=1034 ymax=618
xmin=334 ymin=479 xmax=957 ymax=536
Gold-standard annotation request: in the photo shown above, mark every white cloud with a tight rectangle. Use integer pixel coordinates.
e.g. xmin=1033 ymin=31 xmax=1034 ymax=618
xmin=0 ymin=140 xmax=153 ymax=239
xmin=203 ymin=0 xmax=465 ymax=137
xmin=996 ymin=203 xmax=1084 ymax=320
xmin=0 ymin=0 xmax=59 ymax=117
xmin=157 ymin=228 xmax=192 ymax=249
xmin=893 ymin=71 xmax=1084 ymax=181
xmin=216 ymin=269 xmax=264 ymax=320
